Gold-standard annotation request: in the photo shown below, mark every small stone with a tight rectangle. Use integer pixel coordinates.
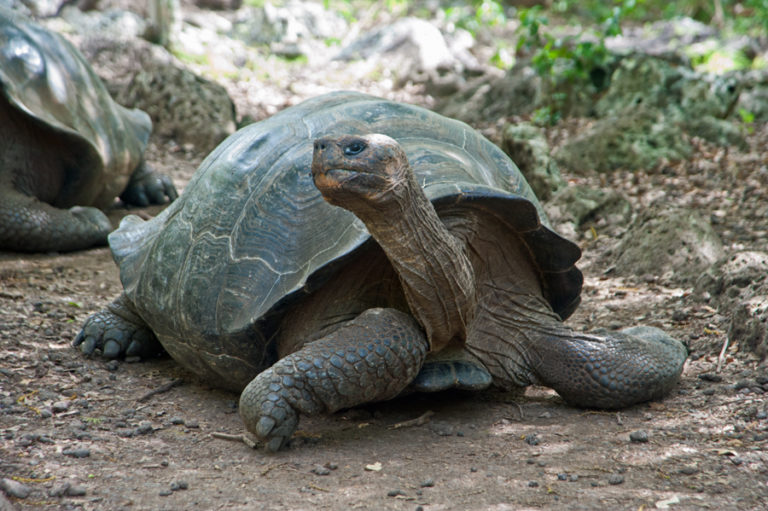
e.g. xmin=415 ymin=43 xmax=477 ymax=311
xmin=420 ymin=478 xmax=434 ymax=488
xmin=524 ymin=434 xmax=539 ymax=446
xmin=185 ymin=419 xmax=200 ymax=429
xmin=702 ymin=388 xmax=716 ymax=396
xmin=679 ymin=464 xmax=698 ymax=475
xmin=49 ymin=482 xmax=71 ymax=497
xmin=170 ymin=417 xmax=185 ymax=425
xmin=52 ymin=401 xmax=71 ymax=413
xmin=66 ymin=485 xmax=87 ymax=496
xmin=734 ymin=380 xmax=752 ymax=390
xmin=630 ymin=430 xmax=649 ymax=443
xmin=136 ymin=422 xmax=153 ymax=435
xmin=671 ymin=310 xmax=688 ymax=322
xmin=39 ymin=408 xmax=53 ymax=418
xmin=527 ymin=481 xmax=539 ymax=487
xmin=608 ymin=474 xmax=624 ymax=485
xmin=159 ymin=490 xmax=172 ymax=496
xmin=470 ymin=467 xmax=477 ymax=472
xmin=557 ymin=473 xmax=567 ymax=481
xmin=325 ymin=462 xmax=338 ymax=470
xmin=63 ymin=448 xmax=90 ymax=458
xmin=387 ymin=489 xmax=406 ymax=497
xmin=170 ymin=480 xmax=188 ymax=491
xmin=730 ymin=457 xmax=743 ymax=466
xmin=756 ymin=411 xmax=767 ymax=420
xmin=311 ymin=465 xmax=331 ymax=476
xmin=697 ymin=373 xmax=722 ymax=382
xmin=106 ymin=360 xmax=119 ymax=372
xmin=1 ymin=478 xmax=31 ymax=498
xmin=569 ymin=474 xmax=579 ymax=482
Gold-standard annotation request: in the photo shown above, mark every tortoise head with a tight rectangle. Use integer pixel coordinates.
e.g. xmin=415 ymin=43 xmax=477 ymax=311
xmin=311 ymin=134 xmax=411 ymax=209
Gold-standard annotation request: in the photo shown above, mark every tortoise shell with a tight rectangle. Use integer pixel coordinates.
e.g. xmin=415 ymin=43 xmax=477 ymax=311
xmin=110 ymin=91 xmax=582 ymax=389
xmin=0 ymin=7 xmax=150 ymax=208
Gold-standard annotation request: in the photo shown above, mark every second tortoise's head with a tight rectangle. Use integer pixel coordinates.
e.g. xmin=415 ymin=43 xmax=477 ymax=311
xmin=311 ymin=134 xmax=411 ymax=210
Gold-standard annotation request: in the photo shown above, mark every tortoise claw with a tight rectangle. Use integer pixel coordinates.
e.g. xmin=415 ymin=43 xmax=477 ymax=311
xmin=74 ymin=296 xmax=163 ymax=360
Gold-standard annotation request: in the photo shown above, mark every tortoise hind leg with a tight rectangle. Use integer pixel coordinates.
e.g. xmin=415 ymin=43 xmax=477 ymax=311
xmin=239 ymin=308 xmax=428 ymax=452
xmin=0 ymin=186 xmax=112 ymax=252
xmin=525 ymin=325 xmax=687 ymax=409
xmin=74 ymin=293 xmax=164 ymax=359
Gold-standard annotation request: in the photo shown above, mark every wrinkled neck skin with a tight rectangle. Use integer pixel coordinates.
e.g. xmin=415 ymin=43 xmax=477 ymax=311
xmin=353 ymin=165 xmax=477 ymax=350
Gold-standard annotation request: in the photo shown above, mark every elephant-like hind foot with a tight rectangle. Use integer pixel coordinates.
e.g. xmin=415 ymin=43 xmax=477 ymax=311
xmin=239 ymin=308 xmax=428 ymax=452
xmin=74 ymin=293 xmax=163 ymax=359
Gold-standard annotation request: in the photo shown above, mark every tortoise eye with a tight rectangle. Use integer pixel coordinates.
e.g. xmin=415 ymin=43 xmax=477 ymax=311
xmin=344 ymin=141 xmax=366 ymax=156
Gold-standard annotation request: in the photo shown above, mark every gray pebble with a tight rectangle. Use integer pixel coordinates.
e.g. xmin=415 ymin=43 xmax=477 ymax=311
xmin=387 ymin=489 xmax=406 ymax=497
xmin=702 ymin=388 xmax=716 ymax=396
xmin=569 ymin=474 xmax=579 ymax=482
xmin=106 ymin=360 xmax=119 ymax=372
xmin=49 ymin=482 xmax=71 ymax=497
xmin=326 ymin=462 xmax=338 ymax=470
xmin=311 ymin=465 xmax=331 ymax=476
xmin=136 ymin=422 xmax=153 ymax=435
xmin=62 ymin=448 xmax=90 ymax=458
xmin=420 ymin=478 xmax=434 ymax=488
xmin=629 ymin=430 xmax=649 ymax=443
xmin=170 ymin=417 xmax=185 ymax=425
xmin=679 ymin=464 xmax=698 ymax=475
xmin=52 ymin=401 xmax=70 ymax=413
xmin=608 ymin=474 xmax=624 ymax=485
xmin=185 ymin=419 xmax=200 ymax=429
xmin=1 ymin=478 xmax=31 ymax=499
xmin=697 ymin=373 xmax=722 ymax=382
xmin=159 ymin=490 xmax=172 ymax=496
xmin=66 ymin=485 xmax=87 ymax=497
xmin=170 ymin=480 xmax=188 ymax=491
xmin=557 ymin=473 xmax=568 ymax=481
xmin=527 ymin=481 xmax=538 ymax=488
xmin=39 ymin=407 xmax=53 ymax=418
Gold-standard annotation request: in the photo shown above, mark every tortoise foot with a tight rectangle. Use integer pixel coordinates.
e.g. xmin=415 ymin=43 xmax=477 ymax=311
xmin=74 ymin=294 xmax=162 ymax=359
xmin=239 ymin=308 xmax=428 ymax=451
xmin=120 ymin=162 xmax=178 ymax=207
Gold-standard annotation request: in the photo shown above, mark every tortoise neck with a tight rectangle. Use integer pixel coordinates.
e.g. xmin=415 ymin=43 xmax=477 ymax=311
xmin=356 ymin=168 xmax=476 ymax=350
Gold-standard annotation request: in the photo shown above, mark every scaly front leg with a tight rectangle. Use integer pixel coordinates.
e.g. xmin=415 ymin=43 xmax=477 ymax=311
xmin=239 ymin=308 xmax=428 ymax=452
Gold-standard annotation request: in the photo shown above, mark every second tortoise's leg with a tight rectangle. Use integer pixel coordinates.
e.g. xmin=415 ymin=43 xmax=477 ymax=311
xmin=74 ymin=293 xmax=163 ymax=359
xmin=0 ymin=187 xmax=113 ymax=252
xmin=119 ymin=160 xmax=178 ymax=207
xmin=239 ymin=308 xmax=428 ymax=452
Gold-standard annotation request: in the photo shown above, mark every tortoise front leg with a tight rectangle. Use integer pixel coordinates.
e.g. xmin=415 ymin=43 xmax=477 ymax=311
xmin=0 ymin=187 xmax=112 ymax=252
xmin=119 ymin=160 xmax=178 ymax=207
xmin=74 ymin=293 xmax=163 ymax=359
xmin=239 ymin=308 xmax=428 ymax=452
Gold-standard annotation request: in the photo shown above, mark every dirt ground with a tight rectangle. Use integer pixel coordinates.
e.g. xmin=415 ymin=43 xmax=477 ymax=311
xmin=3 ymin=4 xmax=768 ymax=510
xmin=2 ymin=125 xmax=768 ymax=510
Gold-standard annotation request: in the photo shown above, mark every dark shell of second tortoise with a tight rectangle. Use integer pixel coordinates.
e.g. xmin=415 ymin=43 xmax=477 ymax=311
xmin=0 ymin=6 xmax=151 ymax=209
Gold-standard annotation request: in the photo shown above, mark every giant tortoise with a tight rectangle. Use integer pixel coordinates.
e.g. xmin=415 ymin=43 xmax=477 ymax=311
xmin=76 ymin=91 xmax=687 ymax=451
xmin=0 ymin=7 xmax=176 ymax=252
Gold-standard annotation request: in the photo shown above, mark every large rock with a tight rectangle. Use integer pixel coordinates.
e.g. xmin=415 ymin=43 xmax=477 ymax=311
xmin=230 ymin=0 xmax=346 ymax=47
xmin=554 ymin=105 xmax=691 ymax=173
xmin=78 ymin=36 xmax=236 ymax=153
xmin=544 ymin=185 xmax=632 ymax=241
xmin=612 ymin=204 xmax=724 ymax=284
xmin=698 ymin=251 xmax=768 ymax=359
xmin=335 ymin=17 xmax=480 ymax=91
xmin=501 ymin=123 xmax=565 ymax=200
